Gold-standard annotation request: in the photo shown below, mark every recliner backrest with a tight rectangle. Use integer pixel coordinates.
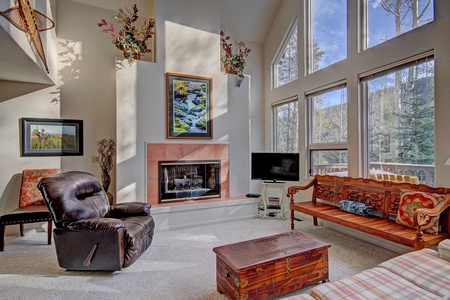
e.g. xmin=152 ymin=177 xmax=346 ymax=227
xmin=38 ymin=171 xmax=109 ymax=228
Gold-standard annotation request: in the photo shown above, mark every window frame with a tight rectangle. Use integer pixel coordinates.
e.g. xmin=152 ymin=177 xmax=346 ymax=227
xmin=272 ymin=96 xmax=299 ymax=153
xmin=272 ymin=17 xmax=298 ymax=89
xmin=306 ymin=82 xmax=348 ymax=176
xmin=359 ymin=51 xmax=435 ymax=183
xmin=306 ymin=0 xmax=348 ymax=74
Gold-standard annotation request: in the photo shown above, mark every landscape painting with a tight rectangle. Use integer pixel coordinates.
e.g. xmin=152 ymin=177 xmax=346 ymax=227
xmin=21 ymin=118 xmax=83 ymax=156
xmin=166 ymin=73 xmax=213 ymax=139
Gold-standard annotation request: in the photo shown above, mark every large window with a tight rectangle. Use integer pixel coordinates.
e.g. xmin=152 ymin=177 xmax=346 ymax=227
xmin=308 ymin=0 xmax=347 ymax=73
xmin=273 ymin=98 xmax=299 ymax=153
xmin=273 ymin=19 xmax=298 ymax=88
xmin=362 ymin=55 xmax=435 ymax=185
xmin=307 ymin=84 xmax=348 ymax=175
xmin=364 ymin=0 xmax=434 ymax=49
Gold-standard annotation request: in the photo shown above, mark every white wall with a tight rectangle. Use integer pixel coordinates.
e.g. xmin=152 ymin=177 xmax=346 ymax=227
xmin=0 ymin=0 xmax=58 ymax=222
xmin=264 ymin=0 xmax=450 ymax=187
xmin=116 ymin=0 xmax=261 ymax=203
xmin=0 ymin=0 xmax=265 ymax=219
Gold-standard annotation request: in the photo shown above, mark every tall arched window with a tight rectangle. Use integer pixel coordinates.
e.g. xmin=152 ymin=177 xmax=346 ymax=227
xmin=273 ymin=19 xmax=298 ymax=88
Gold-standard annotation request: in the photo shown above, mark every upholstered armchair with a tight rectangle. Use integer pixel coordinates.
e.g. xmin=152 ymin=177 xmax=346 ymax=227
xmin=38 ymin=171 xmax=155 ymax=271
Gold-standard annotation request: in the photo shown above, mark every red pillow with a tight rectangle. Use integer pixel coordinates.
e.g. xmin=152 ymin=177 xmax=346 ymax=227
xmin=396 ymin=190 xmax=444 ymax=235
xmin=19 ymin=169 xmax=60 ymax=207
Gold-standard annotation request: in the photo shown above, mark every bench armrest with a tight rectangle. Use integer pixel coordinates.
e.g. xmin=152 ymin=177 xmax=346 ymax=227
xmin=414 ymin=194 xmax=450 ymax=227
xmin=413 ymin=193 xmax=450 ymax=250
xmin=287 ymin=177 xmax=317 ymax=202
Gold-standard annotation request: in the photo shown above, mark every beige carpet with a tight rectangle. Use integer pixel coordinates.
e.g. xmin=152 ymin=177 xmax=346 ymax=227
xmin=0 ymin=218 xmax=398 ymax=300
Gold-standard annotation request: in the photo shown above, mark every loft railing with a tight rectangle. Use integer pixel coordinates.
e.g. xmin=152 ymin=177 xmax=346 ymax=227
xmin=313 ymin=162 xmax=435 ymax=186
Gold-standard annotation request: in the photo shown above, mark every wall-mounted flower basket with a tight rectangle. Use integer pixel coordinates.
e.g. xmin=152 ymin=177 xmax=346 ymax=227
xmin=98 ymin=4 xmax=155 ymax=64
xmin=220 ymin=30 xmax=250 ymax=87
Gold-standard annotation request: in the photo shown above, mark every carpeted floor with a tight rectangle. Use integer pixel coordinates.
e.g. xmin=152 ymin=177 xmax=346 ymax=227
xmin=0 ymin=218 xmax=399 ymax=300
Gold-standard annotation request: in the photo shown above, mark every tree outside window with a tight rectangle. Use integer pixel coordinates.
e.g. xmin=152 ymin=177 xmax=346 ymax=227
xmin=273 ymin=99 xmax=299 ymax=153
xmin=365 ymin=57 xmax=435 ymax=185
xmin=274 ymin=20 xmax=298 ymax=88
xmin=366 ymin=0 xmax=434 ymax=49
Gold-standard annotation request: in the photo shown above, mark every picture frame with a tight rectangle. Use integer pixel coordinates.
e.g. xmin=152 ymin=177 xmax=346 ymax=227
xmin=166 ymin=72 xmax=213 ymax=139
xmin=21 ymin=118 xmax=83 ymax=156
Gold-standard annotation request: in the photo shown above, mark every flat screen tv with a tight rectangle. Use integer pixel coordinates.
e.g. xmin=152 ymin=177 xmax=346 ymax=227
xmin=251 ymin=152 xmax=299 ymax=182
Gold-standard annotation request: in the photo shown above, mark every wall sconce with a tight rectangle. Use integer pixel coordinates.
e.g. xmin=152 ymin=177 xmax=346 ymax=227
xmin=0 ymin=0 xmax=55 ymax=73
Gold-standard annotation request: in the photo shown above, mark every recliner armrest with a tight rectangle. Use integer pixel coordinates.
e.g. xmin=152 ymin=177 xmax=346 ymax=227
xmin=68 ymin=217 xmax=126 ymax=232
xmin=107 ymin=202 xmax=151 ymax=218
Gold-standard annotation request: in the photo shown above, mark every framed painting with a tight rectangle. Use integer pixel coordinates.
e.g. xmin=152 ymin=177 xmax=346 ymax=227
xmin=166 ymin=72 xmax=213 ymax=139
xmin=21 ymin=118 xmax=83 ymax=156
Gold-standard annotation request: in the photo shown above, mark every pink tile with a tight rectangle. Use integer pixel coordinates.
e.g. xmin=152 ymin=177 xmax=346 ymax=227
xmin=215 ymin=144 xmax=229 ymax=160
xmin=148 ymin=144 xmax=166 ymax=161
xmin=199 ymin=144 xmax=215 ymax=158
xmin=166 ymin=144 xmax=183 ymax=160
xmin=147 ymin=161 xmax=159 ymax=180
xmin=182 ymin=144 xmax=200 ymax=159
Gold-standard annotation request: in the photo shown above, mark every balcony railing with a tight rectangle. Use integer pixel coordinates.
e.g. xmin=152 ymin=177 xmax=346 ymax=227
xmin=313 ymin=162 xmax=435 ymax=186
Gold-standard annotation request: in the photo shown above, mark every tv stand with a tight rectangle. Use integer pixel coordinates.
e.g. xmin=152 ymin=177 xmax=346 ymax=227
xmin=260 ymin=181 xmax=286 ymax=220
xmin=263 ymin=180 xmax=286 ymax=184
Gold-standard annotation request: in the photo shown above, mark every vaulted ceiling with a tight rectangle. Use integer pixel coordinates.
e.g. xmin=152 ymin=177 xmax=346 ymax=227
xmin=0 ymin=0 xmax=282 ymax=89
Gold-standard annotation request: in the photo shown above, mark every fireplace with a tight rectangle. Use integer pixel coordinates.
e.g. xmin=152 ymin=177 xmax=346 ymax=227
xmin=159 ymin=160 xmax=221 ymax=203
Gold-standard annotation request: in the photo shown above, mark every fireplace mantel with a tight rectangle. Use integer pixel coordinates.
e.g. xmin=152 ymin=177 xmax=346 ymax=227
xmin=147 ymin=143 xmax=229 ymax=205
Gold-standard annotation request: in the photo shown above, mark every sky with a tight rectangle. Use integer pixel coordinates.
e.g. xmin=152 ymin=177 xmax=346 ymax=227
xmin=311 ymin=0 xmax=434 ymax=69
xmin=310 ymin=0 xmax=434 ymax=106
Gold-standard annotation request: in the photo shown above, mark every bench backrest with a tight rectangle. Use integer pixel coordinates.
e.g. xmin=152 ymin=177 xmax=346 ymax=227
xmin=312 ymin=175 xmax=450 ymax=233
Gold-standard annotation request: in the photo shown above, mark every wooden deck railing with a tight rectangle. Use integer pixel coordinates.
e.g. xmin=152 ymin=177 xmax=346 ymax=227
xmin=313 ymin=162 xmax=435 ymax=185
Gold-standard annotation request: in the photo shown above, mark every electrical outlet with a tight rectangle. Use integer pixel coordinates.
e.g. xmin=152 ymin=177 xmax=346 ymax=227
xmin=91 ymin=156 xmax=99 ymax=163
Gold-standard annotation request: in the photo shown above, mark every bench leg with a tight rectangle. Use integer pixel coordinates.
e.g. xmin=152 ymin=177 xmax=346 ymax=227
xmin=47 ymin=221 xmax=52 ymax=245
xmin=291 ymin=210 xmax=295 ymax=230
xmin=20 ymin=223 xmax=24 ymax=236
xmin=313 ymin=217 xmax=318 ymax=226
xmin=0 ymin=225 xmax=5 ymax=251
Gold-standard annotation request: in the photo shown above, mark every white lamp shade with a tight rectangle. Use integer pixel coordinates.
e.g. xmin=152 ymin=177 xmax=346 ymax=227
xmin=446 ymin=157 xmax=450 ymax=166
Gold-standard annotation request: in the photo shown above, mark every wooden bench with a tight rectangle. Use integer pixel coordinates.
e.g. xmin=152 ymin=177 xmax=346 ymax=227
xmin=288 ymin=175 xmax=450 ymax=250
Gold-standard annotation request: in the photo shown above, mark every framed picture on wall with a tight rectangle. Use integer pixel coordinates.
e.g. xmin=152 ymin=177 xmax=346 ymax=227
xmin=21 ymin=118 xmax=83 ymax=156
xmin=166 ymin=72 xmax=213 ymax=139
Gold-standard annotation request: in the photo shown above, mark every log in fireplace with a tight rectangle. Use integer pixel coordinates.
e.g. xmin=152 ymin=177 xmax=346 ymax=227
xmin=159 ymin=160 xmax=221 ymax=203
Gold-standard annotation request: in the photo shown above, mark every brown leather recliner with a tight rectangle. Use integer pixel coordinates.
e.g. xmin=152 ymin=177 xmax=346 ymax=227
xmin=38 ymin=171 xmax=155 ymax=271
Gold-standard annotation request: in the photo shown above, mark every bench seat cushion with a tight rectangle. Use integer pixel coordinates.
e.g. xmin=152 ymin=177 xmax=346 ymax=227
xmin=292 ymin=201 xmax=448 ymax=248
xmin=310 ymin=266 xmax=442 ymax=300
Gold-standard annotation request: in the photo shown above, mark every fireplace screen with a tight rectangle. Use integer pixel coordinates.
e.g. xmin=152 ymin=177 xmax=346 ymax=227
xmin=159 ymin=160 xmax=221 ymax=202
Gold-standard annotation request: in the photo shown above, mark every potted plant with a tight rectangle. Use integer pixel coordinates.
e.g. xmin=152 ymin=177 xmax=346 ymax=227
xmin=220 ymin=30 xmax=251 ymax=87
xmin=98 ymin=4 xmax=155 ymax=63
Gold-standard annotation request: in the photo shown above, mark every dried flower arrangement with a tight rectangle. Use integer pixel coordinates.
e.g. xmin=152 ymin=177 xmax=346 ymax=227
xmin=220 ymin=30 xmax=251 ymax=86
xmin=97 ymin=139 xmax=116 ymax=193
xmin=98 ymin=4 xmax=155 ymax=63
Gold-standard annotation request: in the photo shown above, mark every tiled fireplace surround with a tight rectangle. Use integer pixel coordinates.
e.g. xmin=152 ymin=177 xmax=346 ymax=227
xmin=147 ymin=143 xmax=230 ymax=206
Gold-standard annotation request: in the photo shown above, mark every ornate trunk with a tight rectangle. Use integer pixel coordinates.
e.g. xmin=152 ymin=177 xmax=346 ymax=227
xmin=213 ymin=231 xmax=330 ymax=300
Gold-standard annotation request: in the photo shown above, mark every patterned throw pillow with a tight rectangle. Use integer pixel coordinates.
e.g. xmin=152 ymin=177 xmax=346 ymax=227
xmin=339 ymin=200 xmax=374 ymax=216
xmin=396 ymin=190 xmax=444 ymax=235
xmin=19 ymin=169 xmax=60 ymax=207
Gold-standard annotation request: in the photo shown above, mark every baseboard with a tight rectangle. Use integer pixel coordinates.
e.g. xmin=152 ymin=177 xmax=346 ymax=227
xmin=152 ymin=198 xmax=259 ymax=232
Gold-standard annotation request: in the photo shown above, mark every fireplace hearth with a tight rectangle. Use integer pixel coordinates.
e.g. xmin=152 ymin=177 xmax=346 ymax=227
xmin=159 ymin=160 xmax=221 ymax=203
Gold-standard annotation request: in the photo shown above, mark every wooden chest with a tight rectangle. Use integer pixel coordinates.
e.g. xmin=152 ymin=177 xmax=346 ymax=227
xmin=212 ymin=231 xmax=330 ymax=300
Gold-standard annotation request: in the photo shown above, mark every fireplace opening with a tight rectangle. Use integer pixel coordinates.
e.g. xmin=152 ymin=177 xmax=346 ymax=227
xmin=159 ymin=160 xmax=221 ymax=203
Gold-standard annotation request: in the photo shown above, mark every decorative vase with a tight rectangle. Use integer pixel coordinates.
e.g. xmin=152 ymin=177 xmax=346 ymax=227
xmin=224 ymin=63 xmax=235 ymax=74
